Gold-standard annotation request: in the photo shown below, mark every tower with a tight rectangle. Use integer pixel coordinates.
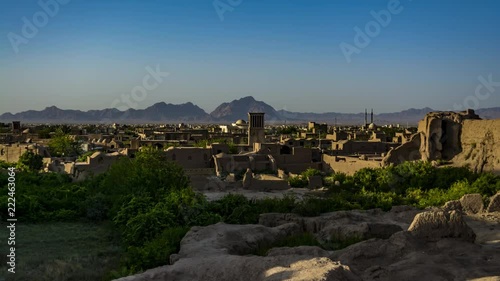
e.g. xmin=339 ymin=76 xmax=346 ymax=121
xmin=371 ymin=108 xmax=373 ymax=124
xmin=248 ymin=112 xmax=265 ymax=146
xmin=12 ymin=121 xmax=21 ymax=134
xmin=364 ymin=109 xmax=367 ymax=127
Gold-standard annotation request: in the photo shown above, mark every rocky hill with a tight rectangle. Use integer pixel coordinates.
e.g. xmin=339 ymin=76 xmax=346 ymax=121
xmin=210 ymin=96 xmax=282 ymax=122
xmin=0 ymin=102 xmax=210 ymax=123
xmin=1 ymin=97 xmax=499 ymax=124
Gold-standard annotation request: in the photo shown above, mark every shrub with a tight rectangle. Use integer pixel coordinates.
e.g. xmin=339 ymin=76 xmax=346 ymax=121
xmin=301 ymin=168 xmax=321 ymax=178
xmin=124 ymin=226 xmax=189 ymax=272
xmin=85 ymin=193 xmax=110 ymax=221
xmin=471 ymin=172 xmax=500 ymax=196
xmin=122 ymin=202 xmax=176 ymax=246
xmin=288 ymin=175 xmax=308 ymax=188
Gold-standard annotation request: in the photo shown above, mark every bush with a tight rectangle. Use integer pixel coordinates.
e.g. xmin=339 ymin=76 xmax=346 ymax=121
xmin=122 ymin=202 xmax=176 ymax=246
xmin=324 ymin=172 xmax=348 ymax=186
xmin=124 ymin=226 xmax=189 ymax=272
xmin=354 ymin=189 xmax=403 ymax=211
xmin=471 ymin=172 xmax=500 ymax=196
xmin=85 ymin=193 xmax=110 ymax=221
xmin=301 ymin=168 xmax=321 ymax=178
xmin=288 ymin=175 xmax=308 ymax=188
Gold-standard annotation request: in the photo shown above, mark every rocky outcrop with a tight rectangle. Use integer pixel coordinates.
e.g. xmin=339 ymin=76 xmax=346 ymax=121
xmin=331 ymin=230 xmax=500 ymax=281
xmin=258 ymin=208 xmax=416 ymax=244
xmin=407 ymin=210 xmax=476 ymax=242
xmin=116 ymin=204 xmax=500 ymax=281
xmin=442 ymin=199 xmax=463 ymax=213
xmin=116 ymin=223 xmax=359 ymax=281
xmin=461 ymin=193 xmax=485 ymax=214
xmin=487 ymin=193 xmax=500 ymax=213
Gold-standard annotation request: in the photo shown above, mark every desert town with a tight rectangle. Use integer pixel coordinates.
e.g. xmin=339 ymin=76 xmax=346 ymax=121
xmin=1 ymin=109 xmax=500 ymax=281
xmin=1 ymin=110 xmax=411 ymax=189
xmin=1 ymin=109 xmax=498 ymax=191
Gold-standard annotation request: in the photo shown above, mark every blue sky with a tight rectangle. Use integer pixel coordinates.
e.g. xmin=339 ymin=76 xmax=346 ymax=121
xmin=1 ymin=0 xmax=499 ymax=114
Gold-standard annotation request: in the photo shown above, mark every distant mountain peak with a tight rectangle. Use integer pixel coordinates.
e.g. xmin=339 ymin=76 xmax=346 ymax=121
xmin=0 ymin=101 xmax=498 ymax=124
xmin=239 ymin=96 xmax=256 ymax=102
xmin=153 ymin=101 xmax=167 ymax=107
xmin=210 ymin=96 xmax=280 ymax=121
xmin=44 ymin=105 xmax=60 ymax=110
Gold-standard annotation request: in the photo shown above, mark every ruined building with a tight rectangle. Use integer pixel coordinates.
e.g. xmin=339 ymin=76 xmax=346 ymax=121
xmin=383 ymin=109 xmax=500 ymax=174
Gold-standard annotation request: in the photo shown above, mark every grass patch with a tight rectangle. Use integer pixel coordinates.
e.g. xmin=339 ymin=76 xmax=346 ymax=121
xmin=0 ymin=222 xmax=122 ymax=281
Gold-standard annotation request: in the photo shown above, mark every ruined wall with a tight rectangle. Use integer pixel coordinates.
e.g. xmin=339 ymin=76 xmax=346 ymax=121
xmin=382 ymin=110 xmax=482 ymax=166
xmin=0 ymin=144 xmax=26 ymax=163
xmin=382 ymin=133 xmax=422 ymax=166
xmin=382 ymin=110 xmax=499 ymax=174
xmin=323 ymin=154 xmax=380 ymax=175
xmin=452 ymin=119 xmax=500 ymax=174
xmin=165 ymin=147 xmax=212 ymax=169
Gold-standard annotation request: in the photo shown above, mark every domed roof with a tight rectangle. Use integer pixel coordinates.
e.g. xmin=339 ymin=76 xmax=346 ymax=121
xmin=235 ymin=119 xmax=247 ymax=125
xmin=368 ymin=123 xmax=377 ymax=130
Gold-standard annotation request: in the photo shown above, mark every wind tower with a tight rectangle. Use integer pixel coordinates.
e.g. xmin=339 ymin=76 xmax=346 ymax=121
xmin=248 ymin=112 xmax=265 ymax=146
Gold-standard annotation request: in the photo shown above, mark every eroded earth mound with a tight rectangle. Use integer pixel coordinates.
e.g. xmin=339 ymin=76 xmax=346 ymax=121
xmin=116 ymin=194 xmax=500 ymax=281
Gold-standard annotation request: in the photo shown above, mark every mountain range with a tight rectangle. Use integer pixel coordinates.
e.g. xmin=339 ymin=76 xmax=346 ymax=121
xmin=1 ymin=96 xmax=499 ymax=125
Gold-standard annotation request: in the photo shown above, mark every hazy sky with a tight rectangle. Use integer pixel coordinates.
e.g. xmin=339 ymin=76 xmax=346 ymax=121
xmin=1 ymin=0 xmax=499 ymax=114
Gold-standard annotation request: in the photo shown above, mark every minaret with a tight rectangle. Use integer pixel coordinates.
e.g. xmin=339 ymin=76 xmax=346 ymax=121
xmin=371 ymin=108 xmax=373 ymax=124
xmin=364 ymin=109 xmax=367 ymax=127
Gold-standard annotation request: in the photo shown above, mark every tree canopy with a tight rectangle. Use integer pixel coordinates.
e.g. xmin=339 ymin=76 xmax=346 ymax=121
xmin=17 ymin=151 xmax=43 ymax=171
xmin=48 ymin=129 xmax=81 ymax=157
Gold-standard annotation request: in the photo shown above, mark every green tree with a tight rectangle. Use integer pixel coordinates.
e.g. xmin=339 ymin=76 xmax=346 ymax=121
xmin=48 ymin=129 xmax=81 ymax=157
xmin=17 ymin=151 xmax=43 ymax=171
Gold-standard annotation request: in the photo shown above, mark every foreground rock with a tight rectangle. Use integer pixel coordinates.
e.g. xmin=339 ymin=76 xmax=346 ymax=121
xmin=258 ymin=207 xmax=418 ymax=244
xmin=408 ymin=210 xmax=476 ymax=242
xmin=461 ymin=193 xmax=485 ymax=214
xmin=487 ymin=192 xmax=500 ymax=213
xmin=116 ymin=205 xmax=500 ymax=281
xmin=116 ymin=223 xmax=359 ymax=281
